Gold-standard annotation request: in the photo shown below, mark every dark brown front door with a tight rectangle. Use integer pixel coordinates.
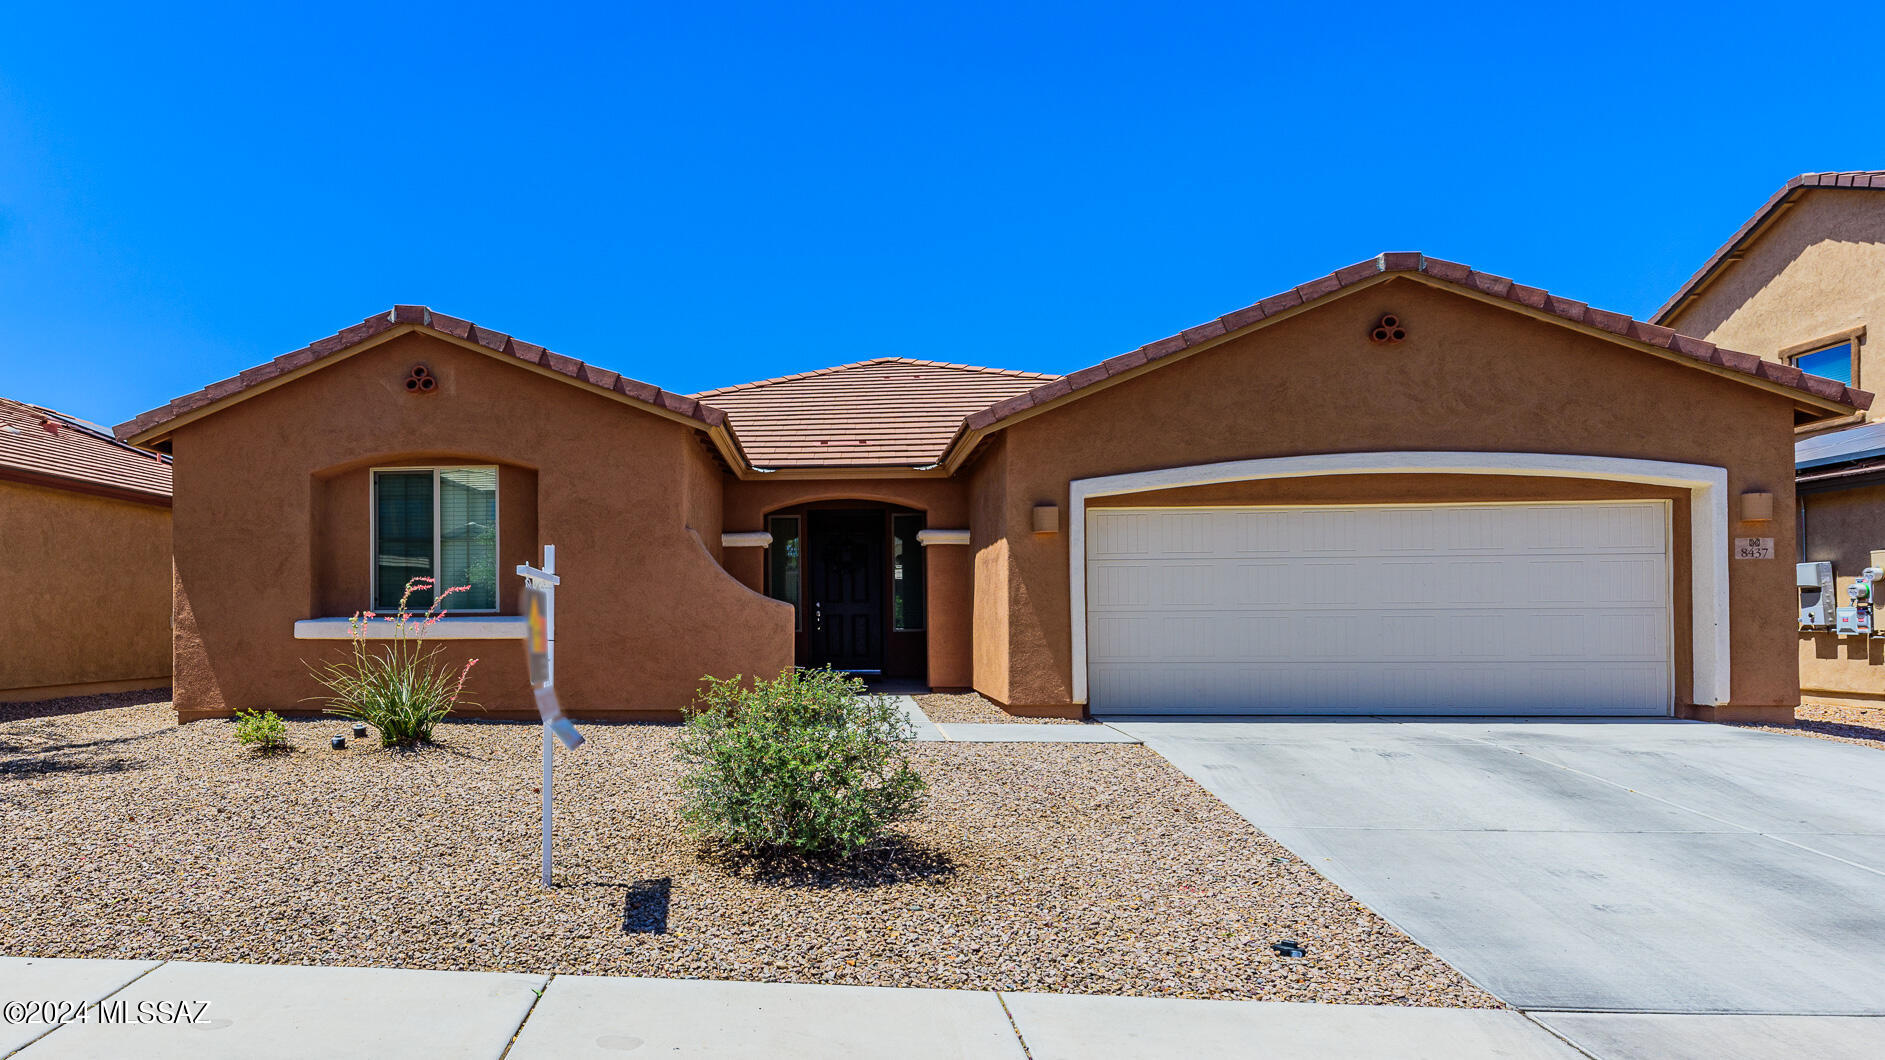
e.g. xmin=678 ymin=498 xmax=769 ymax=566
xmin=807 ymin=509 xmax=886 ymax=671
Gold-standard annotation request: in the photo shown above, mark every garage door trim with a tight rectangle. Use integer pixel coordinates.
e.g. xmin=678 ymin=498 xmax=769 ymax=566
xmin=1067 ymin=452 xmax=1729 ymax=707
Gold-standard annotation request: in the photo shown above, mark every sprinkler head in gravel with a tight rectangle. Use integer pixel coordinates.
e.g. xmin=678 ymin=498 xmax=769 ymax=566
xmin=1270 ymin=939 xmax=1306 ymax=958
xmin=331 ymin=735 xmax=346 ymax=750
xmin=352 ymin=723 xmax=368 ymax=739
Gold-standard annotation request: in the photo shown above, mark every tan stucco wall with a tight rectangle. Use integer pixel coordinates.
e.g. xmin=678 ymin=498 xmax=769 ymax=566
xmin=974 ymin=277 xmax=1802 ymax=718
xmin=166 ymin=330 xmax=792 ymax=722
xmin=1798 ymin=482 xmax=1885 ymax=699
xmin=0 ymin=479 xmax=171 ymax=698
xmin=1664 ymin=189 xmax=1884 ymax=416
xmin=968 ymin=438 xmax=1012 ymax=705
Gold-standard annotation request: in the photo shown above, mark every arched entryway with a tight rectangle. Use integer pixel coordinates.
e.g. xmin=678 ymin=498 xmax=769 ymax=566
xmin=761 ymin=501 xmax=929 ymax=678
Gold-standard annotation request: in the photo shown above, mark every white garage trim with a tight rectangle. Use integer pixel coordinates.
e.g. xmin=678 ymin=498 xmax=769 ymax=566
xmin=1067 ymin=452 xmax=1731 ymax=708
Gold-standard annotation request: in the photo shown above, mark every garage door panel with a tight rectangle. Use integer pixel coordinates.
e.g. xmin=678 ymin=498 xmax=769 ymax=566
xmin=1087 ymin=502 xmax=1671 ymax=716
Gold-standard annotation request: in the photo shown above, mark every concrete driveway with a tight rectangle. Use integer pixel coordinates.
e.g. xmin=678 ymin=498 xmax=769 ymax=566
xmin=1109 ymin=717 xmax=1885 ymax=1021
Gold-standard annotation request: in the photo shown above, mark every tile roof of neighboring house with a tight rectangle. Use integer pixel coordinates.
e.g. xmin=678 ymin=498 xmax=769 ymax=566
xmin=1653 ymin=172 xmax=1885 ymax=324
xmin=1 ymin=396 xmax=172 ymax=502
xmin=115 ymin=306 xmax=734 ymax=443
xmin=693 ymin=358 xmax=1059 ymax=468
xmin=946 ymin=251 xmax=1872 ymax=459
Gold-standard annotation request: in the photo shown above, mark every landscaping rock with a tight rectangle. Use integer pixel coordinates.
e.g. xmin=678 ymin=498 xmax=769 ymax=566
xmin=0 ymin=694 xmax=1494 ymax=1007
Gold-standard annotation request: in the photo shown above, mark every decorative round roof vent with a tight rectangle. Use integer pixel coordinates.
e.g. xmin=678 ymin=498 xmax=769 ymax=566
xmin=404 ymin=364 xmax=437 ymax=393
xmin=1369 ymin=315 xmax=1406 ymax=345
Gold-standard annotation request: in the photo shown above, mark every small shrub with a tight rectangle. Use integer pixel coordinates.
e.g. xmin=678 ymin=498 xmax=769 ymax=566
xmin=678 ymin=668 xmax=926 ymax=859
xmin=233 ymin=709 xmax=289 ymax=752
xmin=305 ymin=577 xmax=479 ymax=747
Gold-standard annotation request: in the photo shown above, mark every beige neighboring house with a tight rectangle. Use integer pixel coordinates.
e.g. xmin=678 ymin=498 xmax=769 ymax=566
xmin=0 ymin=396 xmax=172 ymax=701
xmin=1655 ymin=171 xmax=1885 ymax=707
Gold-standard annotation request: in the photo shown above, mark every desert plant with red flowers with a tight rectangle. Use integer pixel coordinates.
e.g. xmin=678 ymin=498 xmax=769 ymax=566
xmin=305 ymin=577 xmax=479 ymax=747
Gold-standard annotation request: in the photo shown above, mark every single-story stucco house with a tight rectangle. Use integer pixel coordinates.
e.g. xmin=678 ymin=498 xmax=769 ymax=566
xmin=117 ymin=253 xmax=1866 ymax=724
xmin=1653 ymin=171 xmax=1885 ymax=708
xmin=2 ymin=396 xmax=172 ymax=701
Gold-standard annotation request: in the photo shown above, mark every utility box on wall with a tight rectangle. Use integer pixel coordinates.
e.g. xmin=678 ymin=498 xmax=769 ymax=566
xmin=1799 ymin=561 xmax=1835 ymax=629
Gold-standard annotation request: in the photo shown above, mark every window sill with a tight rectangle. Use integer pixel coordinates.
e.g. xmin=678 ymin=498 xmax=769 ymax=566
xmin=293 ymin=616 xmax=528 ymax=641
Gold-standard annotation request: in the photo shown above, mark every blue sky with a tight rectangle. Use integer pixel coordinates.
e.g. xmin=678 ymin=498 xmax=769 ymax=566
xmin=2 ymin=2 xmax=1881 ymax=429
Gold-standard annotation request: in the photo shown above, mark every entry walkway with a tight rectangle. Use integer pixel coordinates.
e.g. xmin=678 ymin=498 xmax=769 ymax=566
xmin=0 ymin=957 xmax=1578 ymax=1059
xmin=890 ymin=695 xmax=1138 ymax=743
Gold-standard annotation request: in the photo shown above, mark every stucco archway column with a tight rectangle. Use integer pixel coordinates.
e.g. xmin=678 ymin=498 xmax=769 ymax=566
xmin=1066 ymin=452 xmax=1732 ymax=708
xmin=916 ymin=529 xmax=973 ymax=691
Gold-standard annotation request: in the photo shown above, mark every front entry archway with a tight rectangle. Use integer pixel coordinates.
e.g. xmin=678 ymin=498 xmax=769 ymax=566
xmin=762 ymin=501 xmax=928 ymax=678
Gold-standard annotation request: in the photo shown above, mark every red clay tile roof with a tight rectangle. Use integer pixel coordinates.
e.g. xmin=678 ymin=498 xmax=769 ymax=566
xmin=115 ymin=306 xmax=733 ymax=443
xmin=1654 ymin=172 xmax=1885 ymax=324
xmin=2 ymin=396 xmax=172 ymax=502
xmin=947 ymin=251 xmax=1872 ymax=456
xmin=695 ymin=358 xmax=1058 ymax=468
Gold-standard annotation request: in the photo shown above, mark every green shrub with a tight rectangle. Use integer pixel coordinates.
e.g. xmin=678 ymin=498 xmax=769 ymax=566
xmin=305 ymin=577 xmax=479 ymax=747
xmin=233 ymin=709 xmax=289 ymax=752
xmin=678 ymin=668 xmax=926 ymax=859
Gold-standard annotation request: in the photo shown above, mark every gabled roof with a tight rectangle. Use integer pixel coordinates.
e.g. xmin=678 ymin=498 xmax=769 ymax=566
xmin=2 ymin=396 xmax=171 ymax=504
xmin=938 ymin=251 xmax=1872 ymax=471
xmin=1654 ymin=172 xmax=1885 ymax=324
xmin=117 ymin=307 xmax=745 ymax=466
xmin=695 ymin=358 xmax=1057 ymax=468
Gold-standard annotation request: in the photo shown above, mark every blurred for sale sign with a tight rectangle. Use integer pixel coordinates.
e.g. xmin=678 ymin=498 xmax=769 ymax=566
xmin=525 ymin=587 xmax=550 ymax=686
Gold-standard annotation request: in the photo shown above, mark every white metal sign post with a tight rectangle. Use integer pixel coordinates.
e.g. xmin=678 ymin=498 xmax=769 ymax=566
xmin=519 ymin=545 xmax=583 ymax=888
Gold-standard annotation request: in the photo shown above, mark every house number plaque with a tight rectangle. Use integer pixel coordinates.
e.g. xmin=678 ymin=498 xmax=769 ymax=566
xmin=1734 ymin=538 xmax=1775 ymax=560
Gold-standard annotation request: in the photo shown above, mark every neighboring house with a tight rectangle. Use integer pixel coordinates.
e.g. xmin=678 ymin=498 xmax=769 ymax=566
xmin=1 ymin=396 xmax=172 ymax=701
xmin=119 ymin=253 xmax=1863 ymax=725
xmin=1655 ymin=171 xmax=1885 ymax=708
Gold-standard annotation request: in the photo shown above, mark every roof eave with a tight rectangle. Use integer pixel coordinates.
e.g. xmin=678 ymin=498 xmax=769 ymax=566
xmin=120 ymin=313 xmax=737 ymax=453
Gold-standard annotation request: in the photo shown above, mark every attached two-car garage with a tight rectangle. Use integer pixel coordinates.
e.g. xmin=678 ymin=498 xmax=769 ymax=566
xmin=1084 ymin=501 xmax=1674 ymax=716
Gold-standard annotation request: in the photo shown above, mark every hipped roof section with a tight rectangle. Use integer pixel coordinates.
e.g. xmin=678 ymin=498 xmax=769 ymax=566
xmin=695 ymin=358 xmax=1057 ymax=469
xmin=1654 ymin=171 xmax=1885 ymax=324
xmin=119 ymin=256 xmax=1870 ymax=478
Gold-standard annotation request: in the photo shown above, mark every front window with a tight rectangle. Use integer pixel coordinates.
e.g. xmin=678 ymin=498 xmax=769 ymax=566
xmin=1791 ymin=341 xmax=1856 ymax=387
xmin=373 ymin=467 xmax=498 ymax=611
xmin=892 ymin=513 xmax=925 ymax=631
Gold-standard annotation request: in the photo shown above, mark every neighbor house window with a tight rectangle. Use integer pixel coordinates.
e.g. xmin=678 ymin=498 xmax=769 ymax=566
xmin=373 ymin=467 xmax=499 ymax=612
xmin=1790 ymin=341 xmax=1856 ymax=387
xmin=892 ymin=513 xmax=925 ymax=631
xmin=767 ymin=515 xmax=801 ymax=630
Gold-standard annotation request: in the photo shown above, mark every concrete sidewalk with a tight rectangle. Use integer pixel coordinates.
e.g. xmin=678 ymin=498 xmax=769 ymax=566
xmin=0 ymin=956 xmax=1582 ymax=1059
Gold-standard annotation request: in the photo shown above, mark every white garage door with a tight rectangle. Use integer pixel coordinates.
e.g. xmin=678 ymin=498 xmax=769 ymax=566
xmin=1086 ymin=502 xmax=1672 ymax=716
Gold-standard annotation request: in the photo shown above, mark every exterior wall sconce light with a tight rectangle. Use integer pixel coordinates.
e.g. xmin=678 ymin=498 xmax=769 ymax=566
xmin=1741 ymin=491 xmax=1774 ymax=522
xmin=1032 ymin=503 xmax=1060 ymax=534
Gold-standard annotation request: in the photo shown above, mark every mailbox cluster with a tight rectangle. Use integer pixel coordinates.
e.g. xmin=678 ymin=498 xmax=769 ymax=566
xmin=1799 ymin=561 xmax=1884 ymax=636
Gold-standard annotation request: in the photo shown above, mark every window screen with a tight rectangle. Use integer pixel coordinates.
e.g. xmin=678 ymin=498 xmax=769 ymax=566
xmin=374 ymin=471 xmax=435 ymax=610
xmin=438 ymin=467 xmax=499 ymax=610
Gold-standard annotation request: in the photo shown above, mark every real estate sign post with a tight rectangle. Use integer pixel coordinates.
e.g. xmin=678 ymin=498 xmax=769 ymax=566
xmin=519 ymin=545 xmax=583 ymax=888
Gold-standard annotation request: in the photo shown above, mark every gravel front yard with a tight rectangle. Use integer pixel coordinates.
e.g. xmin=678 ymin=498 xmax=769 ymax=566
xmin=1734 ymin=702 xmax=1885 ymax=752
xmin=0 ymin=692 xmax=1493 ymax=1006
xmin=915 ymin=692 xmax=1083 ymax=724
